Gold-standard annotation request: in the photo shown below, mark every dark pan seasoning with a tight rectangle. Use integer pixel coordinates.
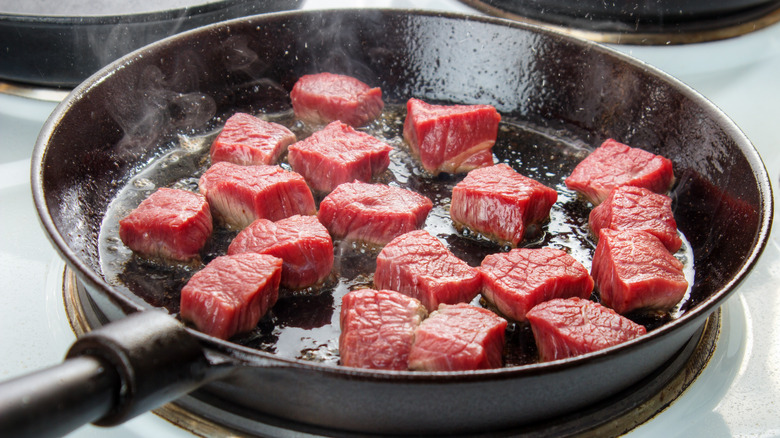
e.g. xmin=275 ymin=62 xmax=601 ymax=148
xmin=97 ymin=103 xmax=695 ymax=368
xmin=25 ymin=10 xmax=771 ymax=435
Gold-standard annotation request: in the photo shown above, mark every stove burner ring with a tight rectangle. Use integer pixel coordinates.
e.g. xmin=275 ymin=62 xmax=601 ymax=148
xmin=0 ymin=80 xmax=69 ymax=102
xmin=460 ymin=0 xmax=780 ymax=44
xmin=63 ymin=268 xmax=720 ymax=437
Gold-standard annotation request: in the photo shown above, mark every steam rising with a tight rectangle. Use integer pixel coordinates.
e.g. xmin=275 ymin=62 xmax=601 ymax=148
xmin=108 ymin=50 xmax=216 ymax=158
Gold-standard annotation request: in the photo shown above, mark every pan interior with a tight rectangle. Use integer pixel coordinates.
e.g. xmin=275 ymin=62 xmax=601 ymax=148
xmin=37 ymin=10 xmax=770 ymax=372
xmin=95 ymin=102 xmax=696 ymax=367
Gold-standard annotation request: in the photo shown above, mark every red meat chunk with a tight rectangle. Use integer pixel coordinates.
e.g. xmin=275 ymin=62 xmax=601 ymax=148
xmin=374 ymin=230 xmax=482 ymax=312
xmin=118 ymin=187 xmax=212 ymax=262
xmin=318 ymin=181 xmax=433 ymax=245
xmin=180 ymin=253 xmax=282 ymax=340
xmin=589 ymin=186 xmax=682 ymax=253
xmin=480 ymin=248 xmax=594 ymax=322
xmin=450 ymin=164 xmax=558 ymax=246
xmin=288 ymin=121 xmax=393 ymax=194
xmin=290 ymin=72 xmax=384 ymax=127
xmin=339 ymin=289 xmax=428 ymax=370
xmin=227 ymin=215 xmax=334 ymax=290
xmin=565 ymin=138 xmax=674 ymax=205
xmin=526 ymin=297 xmax=647 ymax=362
xmin=403 ymin=98 xmax=500 ymax=176
xmin=198 ymin=161 xmax=316 ymax=229
xmin=408 ymin=303 xmax=507 ymax=371
xmin=591 ymin=229 xmax=689 ymax=314
xmin=210 ymin=112 xmax=296 ymax=166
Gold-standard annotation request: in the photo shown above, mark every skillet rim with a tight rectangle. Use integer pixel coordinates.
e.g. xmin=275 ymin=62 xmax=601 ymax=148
xmin=30 ymin=8 xmax=774 ymax=381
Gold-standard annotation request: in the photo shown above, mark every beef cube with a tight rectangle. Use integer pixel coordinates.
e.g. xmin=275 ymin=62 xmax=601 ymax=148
xmin=119 ymin=187 xmax=212 ymax=262
xmin=480 ymin=248 xmax=594 ymax=322
xmin=339 ymin=288 xmax=428 ymax=370
xmin=288 ymin=121 xmax=393 ymax=194
xmin=198 ymin=161 xmax=316 ymax=229
xmin=565 ymin=138 xmax=674 ymax=205
xmin=408 ymin=303 xmax=507 ymax=371
xmin=228 ymin=215 xmax=334 ymax=289
xmin=318 ymin=181 xmax=433 ymax=245
xmin=450 ymin=164 xmax=558 ymax=246
xmin=589 ymin=186 xmax=682 ymax=253
xmin=403 ymin=98 xmax=500 ymax=176
xmin=526 ymin=297 xmax=647 ymax=362
xmin=591 ymin=229 xmax=688 ymax=314
xmin=290 ymin=72 xmax=384 ymax=127
xmin=374 ymin=230 xmax=482 ymax=312
xmin=180 ymin=253 xmax=282 ymax=340
xmin=210 ymin=112 xmax=296 ymax=166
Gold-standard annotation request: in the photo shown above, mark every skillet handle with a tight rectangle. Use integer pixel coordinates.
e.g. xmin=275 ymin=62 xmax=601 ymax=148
xmin=0 ymin=310 xmax=219 ymax=437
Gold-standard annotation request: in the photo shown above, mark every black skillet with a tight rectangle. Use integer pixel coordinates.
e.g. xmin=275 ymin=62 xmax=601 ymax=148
xmin=460 ymin=0 xmax=780 ymax=37
xmin=2 ymin=8 xmax=773 ymax=438
xmin=0 ymin=0 xmax=302 ymax=87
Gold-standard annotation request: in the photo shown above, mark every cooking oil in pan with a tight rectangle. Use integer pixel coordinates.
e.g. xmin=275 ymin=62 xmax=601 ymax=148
xmin=98 ymin=104 xmax=694 ymax=367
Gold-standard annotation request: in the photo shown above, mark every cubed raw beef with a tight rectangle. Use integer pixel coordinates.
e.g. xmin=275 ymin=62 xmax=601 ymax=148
xmin=339 ymin=289 xmax=428 ymax=370
xmin=565 ymin=138 xmax=674 ymax=205
xmin=450 ymin=164 xmax=558 ymax=246
xmin=374 ymin=230 xmax=482 ymax=312
xmin=180 ymin=253 xmax=282 ymax=340
xmin=318 ymin=181 xmax=433 ymax=245
xmin=290 ymin=72 xmax=384 ymax=127
xmin=591 ymin=229 xmax=688 ymax=314
xmin=119 ymin=187 xmax=212 ymax=262
xmin=526 ymin=297 xmax=647 ymax=362
xmin=288 ymin=121 xmax=393 ymax=194
xmin=210 ymin=112 xmax=296 ymax=166
xmin=408 ymin=303 xmax=507 ymax=371
xmin=402 ymin=98 xmax=500 ymax=176
xmin=198 ymin=161 xmax=316 ymax=229
xmin=589 ymin=186 xmax=682 ymax=252
xmin=228 ymin=215 xmax=334 ymax=289
xmin=480 ymin=248 xmax=594 ymax=322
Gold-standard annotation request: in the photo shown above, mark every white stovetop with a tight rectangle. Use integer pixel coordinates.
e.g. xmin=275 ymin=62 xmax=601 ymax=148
xmin=1 ymin=1 xmax=780 ymax=436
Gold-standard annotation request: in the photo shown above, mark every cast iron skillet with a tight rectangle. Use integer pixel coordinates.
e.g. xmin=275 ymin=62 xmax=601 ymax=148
xmin=460 ymin=0 xmax=780 ymax=34
xmin=0 ymin=0 xmax=302 ymax=87
xmin=4 ymin=8 xmax=774 ymax=438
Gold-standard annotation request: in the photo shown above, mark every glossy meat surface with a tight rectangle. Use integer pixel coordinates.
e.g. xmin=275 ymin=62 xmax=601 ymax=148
xmin=408 ymin=303 xmax=507 ymax=371
xmin=589 ymin=185 xmax=682 ymax=252
xmin=450 ymin=163 xmax=558 ymax=246
xmin=290 ymin=72 xmax=384 ymax=127
xmin=288 ymin=121 xmax=392 ymax=194
xmin=198 ymin=161 xmax=316 ymax=229
xmin=339 ymin=289 xmax=427 ymax=370
xmin=374 ymin=230 xmax=482 ymax=312
xmin=591 ymin=229 xmax=688 ymax=314
xmin=480 ymin=248 xmax=594 ymax=322
xmin=402 ymin=98 xmax=500 ymax=175
xmin=210 ymin=112 xmax=296 ymax=166
xmin=565 ymin=138 xmax=674 ymax=205
xmin=318 ymin=181 xmax=433 ymax=245
xmin=180 ymin=253 xmax=282 ymax=340
xmin=228 ymin=215 xmax=333 ymax=289
xmin=119 ymin=187 xmax=212 ymax=262
xmin=526 ymin=297 xmax=647 ymax=362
